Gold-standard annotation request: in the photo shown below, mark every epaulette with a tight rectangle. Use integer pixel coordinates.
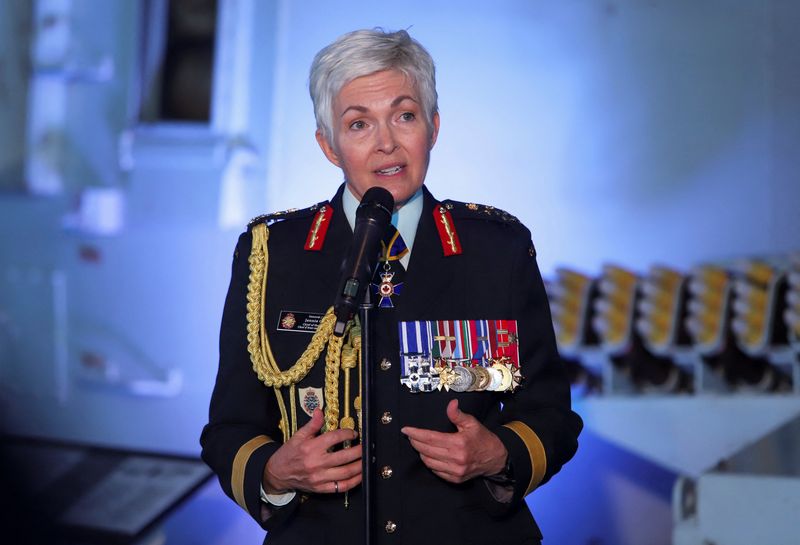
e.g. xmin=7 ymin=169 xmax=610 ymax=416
xmin=439 ymin=200 xmax=520 ymax=225
xmin=248 ymin=200 xmax=335 ymax=252
xmin=248 ymin=200 xmax=329 ymax=229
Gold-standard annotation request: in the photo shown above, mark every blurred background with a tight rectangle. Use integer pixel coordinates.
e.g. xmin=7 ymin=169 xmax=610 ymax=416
xmin=0 ymin=0 xmax=798 ymax=544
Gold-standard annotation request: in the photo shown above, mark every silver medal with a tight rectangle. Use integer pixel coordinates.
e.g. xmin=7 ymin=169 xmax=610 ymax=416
xmin=449 ymin=366 xmax=475 ymax=392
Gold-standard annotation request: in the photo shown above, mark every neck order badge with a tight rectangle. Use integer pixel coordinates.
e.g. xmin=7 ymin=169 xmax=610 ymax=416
xmin=371 ymin=228 xmax=408 ymax=308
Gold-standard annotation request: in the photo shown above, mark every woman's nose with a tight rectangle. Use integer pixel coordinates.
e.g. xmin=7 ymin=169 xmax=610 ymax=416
xmin=375 ymin=123 xmax=398 ymax=153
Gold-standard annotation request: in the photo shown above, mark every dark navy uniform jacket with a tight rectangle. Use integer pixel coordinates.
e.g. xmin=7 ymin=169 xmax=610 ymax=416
xmin=200 ymin=184 xmax=582 ymax=545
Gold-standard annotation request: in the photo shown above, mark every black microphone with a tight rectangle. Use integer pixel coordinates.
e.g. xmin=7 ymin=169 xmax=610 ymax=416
xmin=333 ymin=187 xmax=394 ymax=336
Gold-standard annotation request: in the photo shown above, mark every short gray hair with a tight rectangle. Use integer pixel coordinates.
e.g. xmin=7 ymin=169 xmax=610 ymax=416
xmin=309 ymin=28 xmax=438 ymax=144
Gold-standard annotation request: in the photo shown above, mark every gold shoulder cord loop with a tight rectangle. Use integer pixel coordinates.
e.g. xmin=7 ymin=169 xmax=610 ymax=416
xmin=324 ymin=326 xmax=345 ymax=432
xmin=339 ymin=320 xmax=360 ymax=433
xmin=246 ymin=222 xmax=352 ymax=441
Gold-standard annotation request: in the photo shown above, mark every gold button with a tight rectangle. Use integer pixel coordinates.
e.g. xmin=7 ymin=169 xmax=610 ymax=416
xmin=385 ymin=520 xmax=397 ymax=534
xmin=381 ymin=411 xmax=392 ymax=424
xmin=380 ymin=358 xmax=392 ymax=371
xmin=380 ymin=465 xmax=393 ymax=479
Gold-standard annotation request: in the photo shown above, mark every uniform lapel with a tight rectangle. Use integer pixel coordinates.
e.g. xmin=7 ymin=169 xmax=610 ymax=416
xmin=312 ymin=184 xmax=353 ymax=299
xmin=325 ymin=184 xmax=352 ymax=243
xmin=396 ymin=187 xmax=454 ymax=319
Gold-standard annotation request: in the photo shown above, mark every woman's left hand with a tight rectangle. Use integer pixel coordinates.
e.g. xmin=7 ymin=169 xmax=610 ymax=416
xmin=401 ymin=399 xmax=508 ymax=483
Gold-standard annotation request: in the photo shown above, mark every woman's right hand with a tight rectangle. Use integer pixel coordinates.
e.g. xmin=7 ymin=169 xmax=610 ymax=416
xmin=262 ymin=408 xmax=363 ymax=494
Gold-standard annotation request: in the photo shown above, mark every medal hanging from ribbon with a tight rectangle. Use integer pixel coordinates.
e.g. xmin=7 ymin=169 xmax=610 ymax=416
xmin=474 ymin=319 xmax=491 ymax=363
xmin=432 ymin=320 xmax=456 ymax=360
xmin=399 ymin=320 xmax=438 ymax=392
xmin=490 ymin=319 xmax=520 ymax=368
xmin=371 ymin=228 xmax=408 ymax=308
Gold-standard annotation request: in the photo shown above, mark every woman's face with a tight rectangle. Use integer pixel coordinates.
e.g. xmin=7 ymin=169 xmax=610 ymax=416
xmin=316 ymin=70 xmax=439 ymax=208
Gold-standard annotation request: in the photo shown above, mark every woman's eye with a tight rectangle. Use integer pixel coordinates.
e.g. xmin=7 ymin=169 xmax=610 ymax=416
xmin=400 ymin=112 xmax=416 ymax=122
xmin=350 ymin=120 xmax=367 ymax=130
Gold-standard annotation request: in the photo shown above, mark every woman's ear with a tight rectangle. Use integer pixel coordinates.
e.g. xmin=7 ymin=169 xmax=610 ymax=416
xmin=429 ymin=112 xmax=440 ymax=149
xmin=316 ymin=129 xmax=342 ymax=167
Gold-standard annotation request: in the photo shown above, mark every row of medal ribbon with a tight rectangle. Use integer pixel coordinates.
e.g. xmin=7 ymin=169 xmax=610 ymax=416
xmin=398 ymin=319 xmax=522 ymax=393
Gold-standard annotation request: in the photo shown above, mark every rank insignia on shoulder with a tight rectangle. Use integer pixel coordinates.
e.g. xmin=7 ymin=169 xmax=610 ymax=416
xmin=441 ymin=200 xmax=520 ymax=225
xmin=248 ymin=201 xmax=328 ymax=229
xmin=398 ymin=319 xmax=522 ymax=393
xmin=299 ymin=386 xmax=324 ymax=417
xmin=304 ymin=204 xmax=334 ymax=251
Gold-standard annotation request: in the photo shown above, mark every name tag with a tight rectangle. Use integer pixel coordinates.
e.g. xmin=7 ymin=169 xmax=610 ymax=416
xmin=277 ymin=310 xmax=325 ymax=333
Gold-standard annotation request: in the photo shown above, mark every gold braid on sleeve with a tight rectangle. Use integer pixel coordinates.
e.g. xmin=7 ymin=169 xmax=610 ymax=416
xmin=246 ymin=222 xmax=353 ymax=439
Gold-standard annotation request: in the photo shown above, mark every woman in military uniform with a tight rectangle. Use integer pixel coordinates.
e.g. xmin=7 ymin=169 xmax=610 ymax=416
xmin=200 ymin=28 xmax=582 ymax=545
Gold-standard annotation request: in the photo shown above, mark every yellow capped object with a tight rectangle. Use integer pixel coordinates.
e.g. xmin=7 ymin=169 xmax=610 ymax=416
xmin=738 ymin=308 xmax=766 ymax=329
xmin=602 ymin=265 xmax=638 ymax=289
xmin=733 ymin=322 xmax=764 ymax=348
xmin=603 ymin=288 xmax=635 ymax=313
xmin=690 ymin=307 xmax=724 ymax=330
xmin=685 ymin=312 xmax=722 ymax=346
xmin=554 ymin=309 xmax=580 ymax=332
xmin=557 ymin=331 xmax=578 ymax=346
xmin=695 ymin=288 xmax=725 ymax=311
xmin=650 ymin=266 xmax=683 ymax=289
xmin=694 ymin=266 xmax=728 ymax=289
xmin=743 ymin=261 xmax=774 ymax=286
xmin=555 ymin=290 xmax=584 ymax=313
xmin=645 ymin=289 xmax=677 ymax=312
xmin=556 ymin=268 xmax=592 ymax=291
xmin=693 ymin=328 xmax=717 ymax=346
xmin=595 ymin=302 xmax=629 ymax=328
xmin=744 ymin=287 xmax=768 ymax=309
xmin=645 ymin=330 xmax=670 ymax=347
xmin=642 ymin=307 xmax=672 ymax=329
xmin=593 ymin=314 xmax=628 ymax=345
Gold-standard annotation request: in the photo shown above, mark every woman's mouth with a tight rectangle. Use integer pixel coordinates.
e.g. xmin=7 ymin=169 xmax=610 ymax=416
xmin=375 ymin=165 xmax=404 ymax=176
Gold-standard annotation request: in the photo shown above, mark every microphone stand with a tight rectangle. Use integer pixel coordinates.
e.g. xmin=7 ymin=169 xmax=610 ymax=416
xmin=360 ymin=290 xmax=376 ymax=545
xmin=328 ymin=187 xmax=393 ymax=544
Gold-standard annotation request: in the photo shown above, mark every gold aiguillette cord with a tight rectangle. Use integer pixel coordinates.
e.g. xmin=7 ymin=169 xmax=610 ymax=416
xmin=339 ymin=320 xmax=361 ymax=508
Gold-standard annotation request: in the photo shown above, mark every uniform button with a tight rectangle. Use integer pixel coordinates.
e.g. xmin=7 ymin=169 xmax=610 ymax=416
xmin=380 ymin=465 xmax=393 ymax=479
xmin=380 ymin=358 xmax=392 ymax=371
xmin=385 ymin=520 xmax=397 ymax=534
xmin=381 ymin=411 xmax=393 ymax=424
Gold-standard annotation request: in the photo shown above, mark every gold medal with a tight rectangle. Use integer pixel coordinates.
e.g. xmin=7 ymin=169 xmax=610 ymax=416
xmin=492 ymin=363 xmax=514 ymax=392
xmin=486 ymin=366 xmax=504 ymax=391
xmin=469 ymin=366 xmax=492 ymax=391
xmin=436 ymin=365 xmax=453 ymax=391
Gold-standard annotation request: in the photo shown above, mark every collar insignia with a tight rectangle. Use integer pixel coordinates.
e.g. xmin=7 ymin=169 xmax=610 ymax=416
xmin=434 ymin=205 xmax=462 ymax=256
xmin=304 ymin=205 xmax=333 ymax=251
